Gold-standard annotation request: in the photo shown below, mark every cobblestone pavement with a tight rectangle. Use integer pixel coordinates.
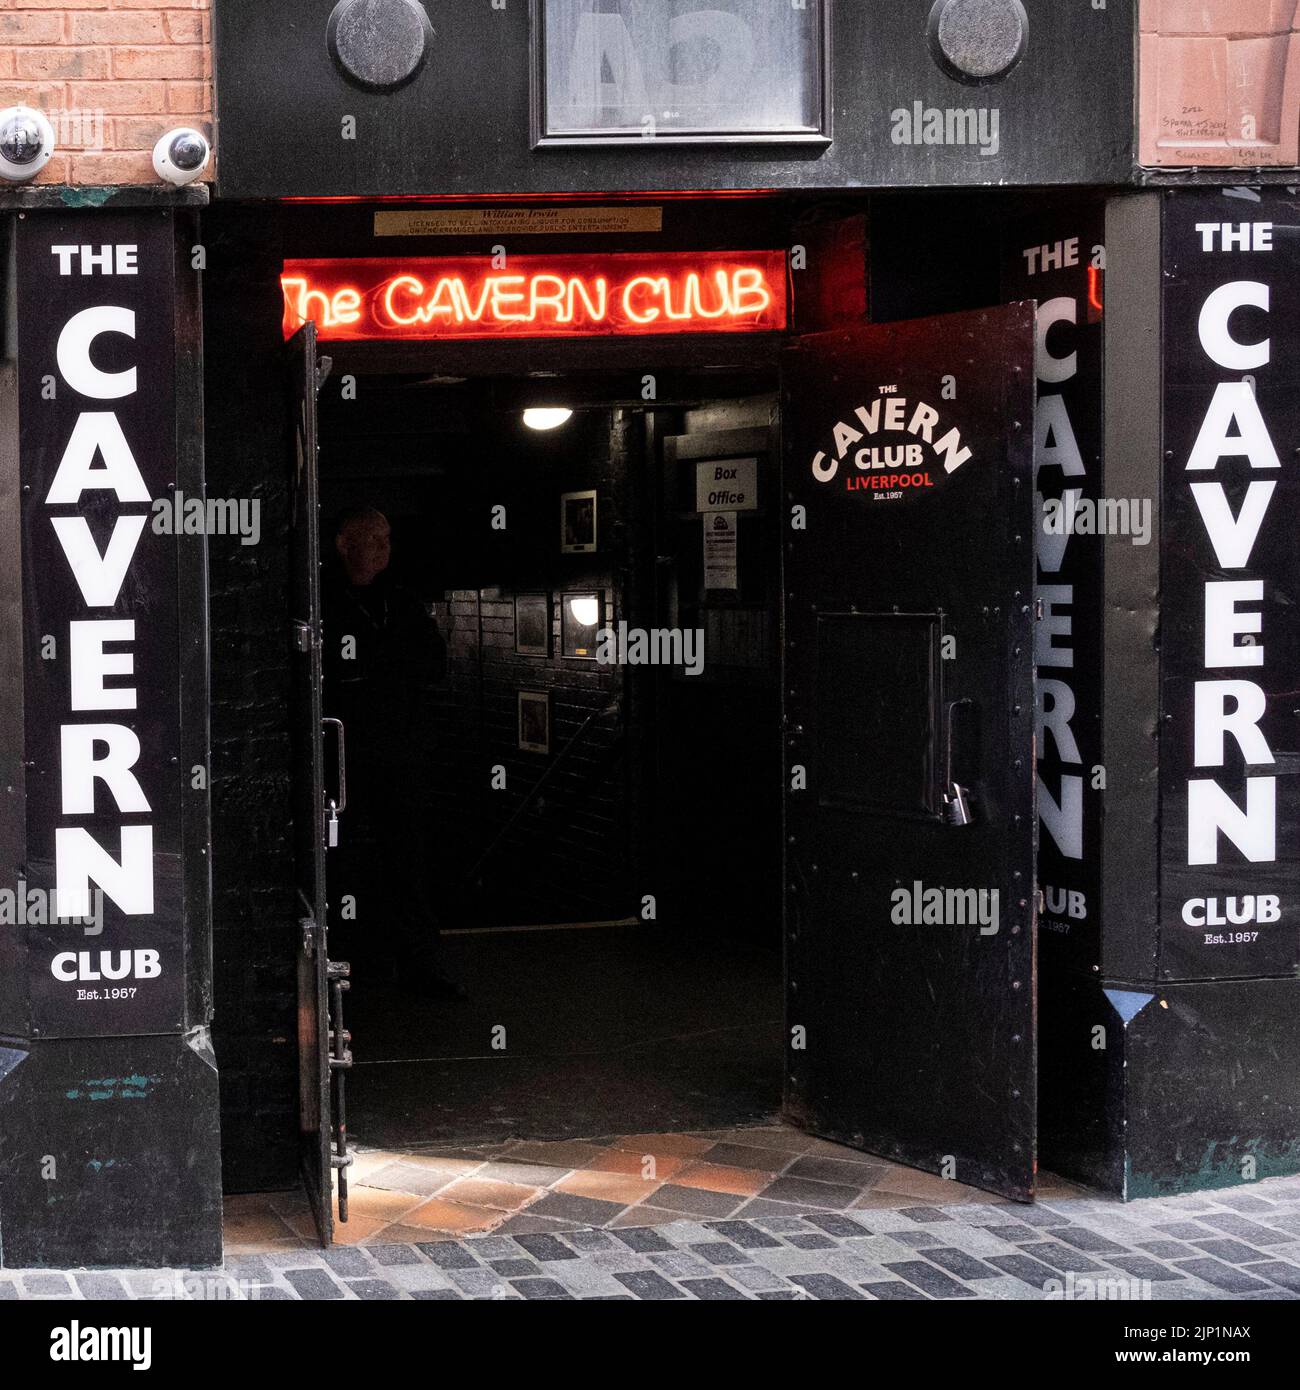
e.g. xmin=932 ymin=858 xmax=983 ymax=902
xmin=5 ymin=1130 xmax=1300 ymax=1300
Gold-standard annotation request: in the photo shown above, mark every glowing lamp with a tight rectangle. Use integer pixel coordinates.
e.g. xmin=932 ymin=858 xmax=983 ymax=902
xmin=567 ymin=596 xmax=600 ymax=627
xmin=523 ymin=407 xmax=573 ymax=431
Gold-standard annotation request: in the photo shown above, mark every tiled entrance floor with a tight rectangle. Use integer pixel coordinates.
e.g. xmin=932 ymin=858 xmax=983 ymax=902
xmin=9 ymin=1127 xmax=1299 ymax=1300
xmin=226 ymin=1124 xmax=1024 ymax=1251
xmin=163 ymin=1123 xmax=1300 ymax=1302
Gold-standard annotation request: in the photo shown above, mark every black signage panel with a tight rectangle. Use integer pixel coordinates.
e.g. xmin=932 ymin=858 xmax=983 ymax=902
xmin=1003 ymin=211 xmax=1105 ymax=977
xmin=1159 ymin=190 xmax=1300 ymax=981
xmin=16 ymin=213 xmax=186 ymax=1037
xmin=213 ymin=0 xmax=1134 ymax=198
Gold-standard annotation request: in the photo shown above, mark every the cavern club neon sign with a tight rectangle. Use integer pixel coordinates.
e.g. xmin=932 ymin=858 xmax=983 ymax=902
xmin=280 ymin=252 xmax=788 ymax=342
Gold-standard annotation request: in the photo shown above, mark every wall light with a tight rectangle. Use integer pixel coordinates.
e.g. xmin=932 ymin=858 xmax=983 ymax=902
xmin=567 ymin=596 xmax=600 ymax=627
xmin=523 ymin=407 xmax=573 ymax=431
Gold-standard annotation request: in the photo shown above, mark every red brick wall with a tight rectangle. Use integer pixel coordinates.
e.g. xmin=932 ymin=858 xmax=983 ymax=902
xmin=0 ymin=0 xmax=212 ymax=185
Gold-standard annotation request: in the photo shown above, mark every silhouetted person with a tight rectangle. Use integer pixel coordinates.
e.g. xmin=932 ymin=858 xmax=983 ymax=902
xmin=323 ymin=506 xmax=464 ymax=1000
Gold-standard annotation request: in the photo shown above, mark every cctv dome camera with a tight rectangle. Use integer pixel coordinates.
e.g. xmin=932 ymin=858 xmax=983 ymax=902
xmin=0 ymin=106 xmax=55 ymax=182
xmin=152 ymin=127 xmax=210 ymax=186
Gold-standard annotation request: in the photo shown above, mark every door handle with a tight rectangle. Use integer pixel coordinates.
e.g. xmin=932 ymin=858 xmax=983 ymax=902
xmin=323 ymin=717 xmax=347 ymax=848
xmin=943 ymin=698 xmax=976 ymax=827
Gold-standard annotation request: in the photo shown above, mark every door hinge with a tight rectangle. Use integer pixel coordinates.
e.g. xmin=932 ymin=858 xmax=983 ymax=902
xmin=300 ymin=916 xmax=316 ymax=957
xmin=292 ymin=620 xmax=313 ymax=653
xmin=327 ymin=959 xmax=352 ymax=1223
xmin=1034 ymin=596 xmax=1045 ymax=621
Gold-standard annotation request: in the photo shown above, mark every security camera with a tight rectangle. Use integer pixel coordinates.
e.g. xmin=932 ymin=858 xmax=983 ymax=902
xmin=0 ymin=106 xmax=55 ymax=183
xmin=152 ymin=127 xmax=210 ymax=186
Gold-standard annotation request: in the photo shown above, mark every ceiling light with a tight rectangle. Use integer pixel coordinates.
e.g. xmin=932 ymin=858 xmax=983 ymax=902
xmin=523 ymin=407 xmax=573 ymax=431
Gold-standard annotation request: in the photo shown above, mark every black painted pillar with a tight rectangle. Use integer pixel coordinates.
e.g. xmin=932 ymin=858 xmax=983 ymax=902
xmin=1045 ymin=189 xmax=1300 ymax=1198
xmin=0 ymin=207 xmax=220 ymax=1268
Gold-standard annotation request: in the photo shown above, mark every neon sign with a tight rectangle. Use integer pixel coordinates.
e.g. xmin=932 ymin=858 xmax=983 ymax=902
xmin=281 ymin=252 xmax=787 ymax=342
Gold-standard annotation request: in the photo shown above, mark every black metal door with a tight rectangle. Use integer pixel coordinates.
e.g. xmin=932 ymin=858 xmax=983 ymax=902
xmin=781 ymin=305 xmax=1039 ymax=1200
xmin=287 ymin=323 xmax=332 ymax=1243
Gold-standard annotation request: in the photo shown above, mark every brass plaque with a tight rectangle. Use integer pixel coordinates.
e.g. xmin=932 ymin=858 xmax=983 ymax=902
xmin=374 ymin=207 xmax=664 ymax=237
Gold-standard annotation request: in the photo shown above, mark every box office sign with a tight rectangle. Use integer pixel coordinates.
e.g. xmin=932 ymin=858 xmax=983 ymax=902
xmin=1159 ymin=191 xmax=1300 ymax=980
xmin=16 ymin=214 xmax=186 ymax=1037
xmin=696 ymin=457 xmax=757 ymax=513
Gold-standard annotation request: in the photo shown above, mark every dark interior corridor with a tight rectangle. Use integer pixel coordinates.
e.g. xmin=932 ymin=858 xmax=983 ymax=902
xmin=314 ymin=369 xmax=784 ymax=1153
xmin=345 ymin=924 xmax=783 ymax=1150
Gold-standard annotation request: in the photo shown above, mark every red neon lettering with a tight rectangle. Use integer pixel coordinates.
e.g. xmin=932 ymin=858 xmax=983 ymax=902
xmin=622 ymin=276 xmax=661 ymax=325
xmin=732 ymin=267 xmax=772 ymax=317
xmin=684 ymin=272 xmax=731 ymax=320
xmin=383 ymin=275 xmax=425 ymax=326
xmin=660 ymin=277 xmax=692 ymax=322
xmin=569 ymin=276 xmax=608 ymax=323
xmin=283 ymin=276 xmax=332 ymax=328
xmin=423 ymin=278 xmax=460 ymax=321
xmin=284 ymin=276 xmax=366 ymax=331
xmin=529 ymin=274 xmax=570 ymax=323
xmin=333 ymin=288 xmax=361 ymax=325
xmin=282 ymin=253 xmax=787 ymax=341
xmin=491 ymin=275 xmax=528 ymax=322
xmin=454 ymin=277 xmax=493 ymax=323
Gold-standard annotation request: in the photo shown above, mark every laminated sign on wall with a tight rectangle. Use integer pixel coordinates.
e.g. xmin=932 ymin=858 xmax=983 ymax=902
xmin=704 ymin=512 xmax=739 ymax=591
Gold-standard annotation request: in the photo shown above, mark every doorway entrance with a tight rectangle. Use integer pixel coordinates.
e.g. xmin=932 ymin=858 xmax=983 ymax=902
xmin=293 ymin=344 xmax=789 ymax=1240
xmin=285 ymin=297 xmax=1040 ymax=1245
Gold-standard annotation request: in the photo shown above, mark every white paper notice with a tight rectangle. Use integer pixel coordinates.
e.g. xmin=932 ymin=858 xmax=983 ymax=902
xmin=704 ymin=511 xmax=739 ymax=590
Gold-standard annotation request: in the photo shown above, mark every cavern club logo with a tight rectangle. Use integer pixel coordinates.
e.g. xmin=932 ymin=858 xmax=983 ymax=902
xmin=280 ymin=250 xmax=788 ymax=343
xmin=808 ymin=386 xmax=972 ymax=503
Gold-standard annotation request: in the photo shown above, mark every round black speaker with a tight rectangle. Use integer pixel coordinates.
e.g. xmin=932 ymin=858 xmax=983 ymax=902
xmin=927 ymin=0 xmax=1029 ymax=85
xmin=327 ymin=0 xmax=433 ymax=92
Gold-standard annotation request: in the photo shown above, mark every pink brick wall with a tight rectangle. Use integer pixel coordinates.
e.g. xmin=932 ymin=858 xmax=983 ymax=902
xmin=1140 ymin=0 xmax=1300 ymax=167
xmin=0 ymin=1 xmax=212 ymax=185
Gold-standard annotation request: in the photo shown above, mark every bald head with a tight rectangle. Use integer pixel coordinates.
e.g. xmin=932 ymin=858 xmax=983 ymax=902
xmin=335 ymin=507 xmax=391 ymax=587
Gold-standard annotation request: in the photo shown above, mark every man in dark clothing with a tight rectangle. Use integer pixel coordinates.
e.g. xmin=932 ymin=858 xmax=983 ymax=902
xmin=322 ymin=506 xmax=463 ymax=999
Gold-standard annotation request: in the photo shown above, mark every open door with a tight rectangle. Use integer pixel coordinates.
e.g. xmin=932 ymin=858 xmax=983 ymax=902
xmin=781 ymin=305 xmax=1038 ymax=1200
xmin=287 ymin=322 xmax=334 ymax=1243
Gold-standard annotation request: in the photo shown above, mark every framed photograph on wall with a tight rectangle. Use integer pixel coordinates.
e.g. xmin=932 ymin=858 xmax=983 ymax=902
xmin=531 ymin=0 xmax=832 ymax=148
xmin=561 ymin=590 xmax=604 ymax=659
xmin=514 ymin=592 xmax=551 ymax=657
xmin=560 ymin=489 xmax=598 ymax=554
xmin=518 ymin=690 xmax=552 ymax=754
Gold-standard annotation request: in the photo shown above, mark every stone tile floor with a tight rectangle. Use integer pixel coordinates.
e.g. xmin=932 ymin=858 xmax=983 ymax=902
xmin=6 ymin=1125 xmax=1300 ymax=1299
